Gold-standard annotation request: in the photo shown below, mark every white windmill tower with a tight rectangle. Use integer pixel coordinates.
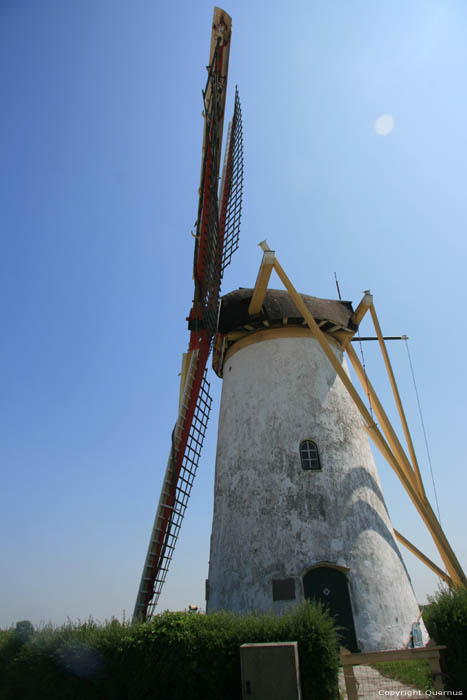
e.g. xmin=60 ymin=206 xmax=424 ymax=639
xmin=205 ymin=242 xmax=466 ymax=651
xmin=134 ymin=8 xmax=466 ymax=654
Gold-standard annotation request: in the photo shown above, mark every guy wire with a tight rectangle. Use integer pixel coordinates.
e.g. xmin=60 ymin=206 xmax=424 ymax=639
xmin=404 ymin=337 xmax=442 ymax=525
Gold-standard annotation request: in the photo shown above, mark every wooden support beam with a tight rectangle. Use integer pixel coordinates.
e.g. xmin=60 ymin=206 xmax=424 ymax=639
xmin=347 ymin=329 xmax=465 ymax=583
xmin=346 ymin=344 xmax=419 ymax=492
xmin=341 ymin=291 xmax=373 ymax=349
xmin=370 ymin=303 xmax=426 ymax=501
xmin=361 ymin=423 xmax=417 ymax=494
xmin=355 ymin=423 xmax=457 ymax=582
xmin=270 ymin=253 xmax=467 ymax=588
xmin=394 ymin=529 xmax=452 ymax=585
xmin=270 ymin=257 xmax=421 ymax=501
xmin=248 ymin=249 xmax=275 ymax=315
xmin=352 ymin=354 xmax=466 ymax=587
xmin=342 ymin=663 xmax=359 ymax=700
xmin=331 ymin=328 xmax=354 ymax=347
xmin=403 ymin=482 xmax=467 ymax=587
xmin=351 ymin=291 xmax=373 ymax=326
xmin=341 ymin=646 xmax=446 ymax=666
xmin=428 ymin=654 xmax=445 ymax=692
xmin=199 ymin=7 xmax=232 ymax=188
xmin=178 ymin=352 xmax=191 ymax=413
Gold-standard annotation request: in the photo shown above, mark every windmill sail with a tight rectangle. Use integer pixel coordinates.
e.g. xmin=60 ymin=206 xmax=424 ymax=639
xmin=219 ymin=87 xmax=243 ymax=273
xmin=133 ymin=351 xmax=212 ymax=622
xmin=133 ymin=7 xmax=242 ymax=623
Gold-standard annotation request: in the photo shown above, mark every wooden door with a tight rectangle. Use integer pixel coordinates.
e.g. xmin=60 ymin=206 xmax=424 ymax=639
xmin=303 ymin=567 xmax=359 ymax=652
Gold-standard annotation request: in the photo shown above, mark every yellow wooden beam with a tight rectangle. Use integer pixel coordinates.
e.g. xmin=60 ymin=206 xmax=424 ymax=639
xmin=269 ymin=253 xmax=467 ymax=588
xmin=393 ymin=529 xmax=452 ymax=586
xmin=340 ymin=291 xmax=373 ymax=349
xmin=370 ymin=303 xmax=427 ymax=501
xmin=349 ymin=303 xmax=464 ymax=583
xmin=414 ymin=497 xmax=466 ymax=587
xmin=270 ymin=256 xmax=420 ymax=500
xmin=351 ymin=291 xmax=373 ymax=326
xmin=361 ymin=422 xmax=403 ymax=478
xmin=346 ymin=344 xmax=419 ymax=493
xmin=353 ymin=353 xmax=466 ymax=587
xmin=248 ymin=250 xmax=275 ymax=316
xmin=259 ymin=239 xmax=272 ymax=252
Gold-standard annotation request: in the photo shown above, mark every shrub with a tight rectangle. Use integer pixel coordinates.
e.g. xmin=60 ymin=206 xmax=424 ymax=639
xmin=423 ymin=585 xmax=467 ymax=694
xmin=14 ymin=620 xmax=34 ymax=643
xmin=0 ymin=602 xmax=339 ymax=700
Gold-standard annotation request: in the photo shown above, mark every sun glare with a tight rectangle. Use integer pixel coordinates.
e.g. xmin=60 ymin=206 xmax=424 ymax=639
xmin=374 ymin=114 xmax=395 ymax=136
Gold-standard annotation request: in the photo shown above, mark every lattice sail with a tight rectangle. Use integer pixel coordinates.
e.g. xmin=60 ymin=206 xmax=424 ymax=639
xmin=133 ymin=354 xmax=212 ymax=620
xmin=192 ymin=84 xmax=243 ymax=339
xmin=220 ymin=87 xmax=243 ymax=273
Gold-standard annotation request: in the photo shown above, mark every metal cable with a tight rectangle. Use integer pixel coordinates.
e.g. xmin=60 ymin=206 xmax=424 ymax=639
xmin=403 ymin=337 xmax=442 ymax=525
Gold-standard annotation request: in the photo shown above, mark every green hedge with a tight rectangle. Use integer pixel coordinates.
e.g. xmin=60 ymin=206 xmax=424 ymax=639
xmin=0 ymin=602 xmax=339 ymax=700
xmin=423 ymin=586 xmax=467 ymax=694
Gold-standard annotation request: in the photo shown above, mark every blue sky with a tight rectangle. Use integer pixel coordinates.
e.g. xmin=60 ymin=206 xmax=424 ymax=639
xmin=1 ymin=0 xmax=466 ymax=628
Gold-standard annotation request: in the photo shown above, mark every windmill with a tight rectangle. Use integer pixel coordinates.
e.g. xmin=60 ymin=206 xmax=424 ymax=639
xmin=134 ymin=7 xmax=466 ymax=651
xmin=206 ymin=252 xmax=466 ymax=651
xmin=133 ymin=7 xmax=243 ymax=623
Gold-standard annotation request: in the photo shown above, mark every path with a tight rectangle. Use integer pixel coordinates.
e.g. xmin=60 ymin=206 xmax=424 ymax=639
xmin=339 ymin=665 xmax=430 ymax=699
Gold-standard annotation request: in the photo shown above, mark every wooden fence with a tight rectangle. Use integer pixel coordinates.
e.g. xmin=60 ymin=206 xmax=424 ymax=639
xmin=340 ymin=645 xmax=446 ymax=700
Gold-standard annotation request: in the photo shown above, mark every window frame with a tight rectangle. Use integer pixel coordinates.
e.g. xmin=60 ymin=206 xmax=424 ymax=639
xmin=299 ymin=439 xmax=321 ymax=471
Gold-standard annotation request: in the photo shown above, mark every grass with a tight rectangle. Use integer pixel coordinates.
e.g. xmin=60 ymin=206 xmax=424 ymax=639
xmin=371 ymin=659 xmax=433 ymax=691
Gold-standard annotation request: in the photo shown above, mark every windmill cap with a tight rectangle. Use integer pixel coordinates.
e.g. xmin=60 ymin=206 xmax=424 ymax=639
xmin=218 ymin=288 xmax=356 ymax=334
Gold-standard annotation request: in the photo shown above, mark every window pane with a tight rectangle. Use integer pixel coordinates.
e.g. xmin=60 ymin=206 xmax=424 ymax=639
xmin=300 ymin=440 xmax=321 ymax=470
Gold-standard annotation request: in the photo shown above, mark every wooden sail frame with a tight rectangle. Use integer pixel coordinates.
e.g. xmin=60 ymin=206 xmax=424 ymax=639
xmin=133 ymin=7 xmax=240 ymax=623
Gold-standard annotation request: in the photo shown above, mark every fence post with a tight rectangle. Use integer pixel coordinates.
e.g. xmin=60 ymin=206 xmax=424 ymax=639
xmin=341 ymin=648 xmax=358 ymax=700
xmin=428 ymin=654 xmax=444 ymax=691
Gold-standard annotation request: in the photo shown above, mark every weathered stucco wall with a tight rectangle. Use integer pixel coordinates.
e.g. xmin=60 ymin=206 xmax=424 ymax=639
xmin=207 ymin=333 xmax=427 ymax=651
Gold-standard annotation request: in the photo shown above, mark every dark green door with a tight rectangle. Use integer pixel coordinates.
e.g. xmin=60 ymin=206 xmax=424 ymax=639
xmin=303 ymin=567 xmax=359 ymax=652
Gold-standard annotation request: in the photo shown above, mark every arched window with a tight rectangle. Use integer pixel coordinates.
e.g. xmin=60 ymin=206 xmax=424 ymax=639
xmin=299 ymin=439 xmax=321 ymax=471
